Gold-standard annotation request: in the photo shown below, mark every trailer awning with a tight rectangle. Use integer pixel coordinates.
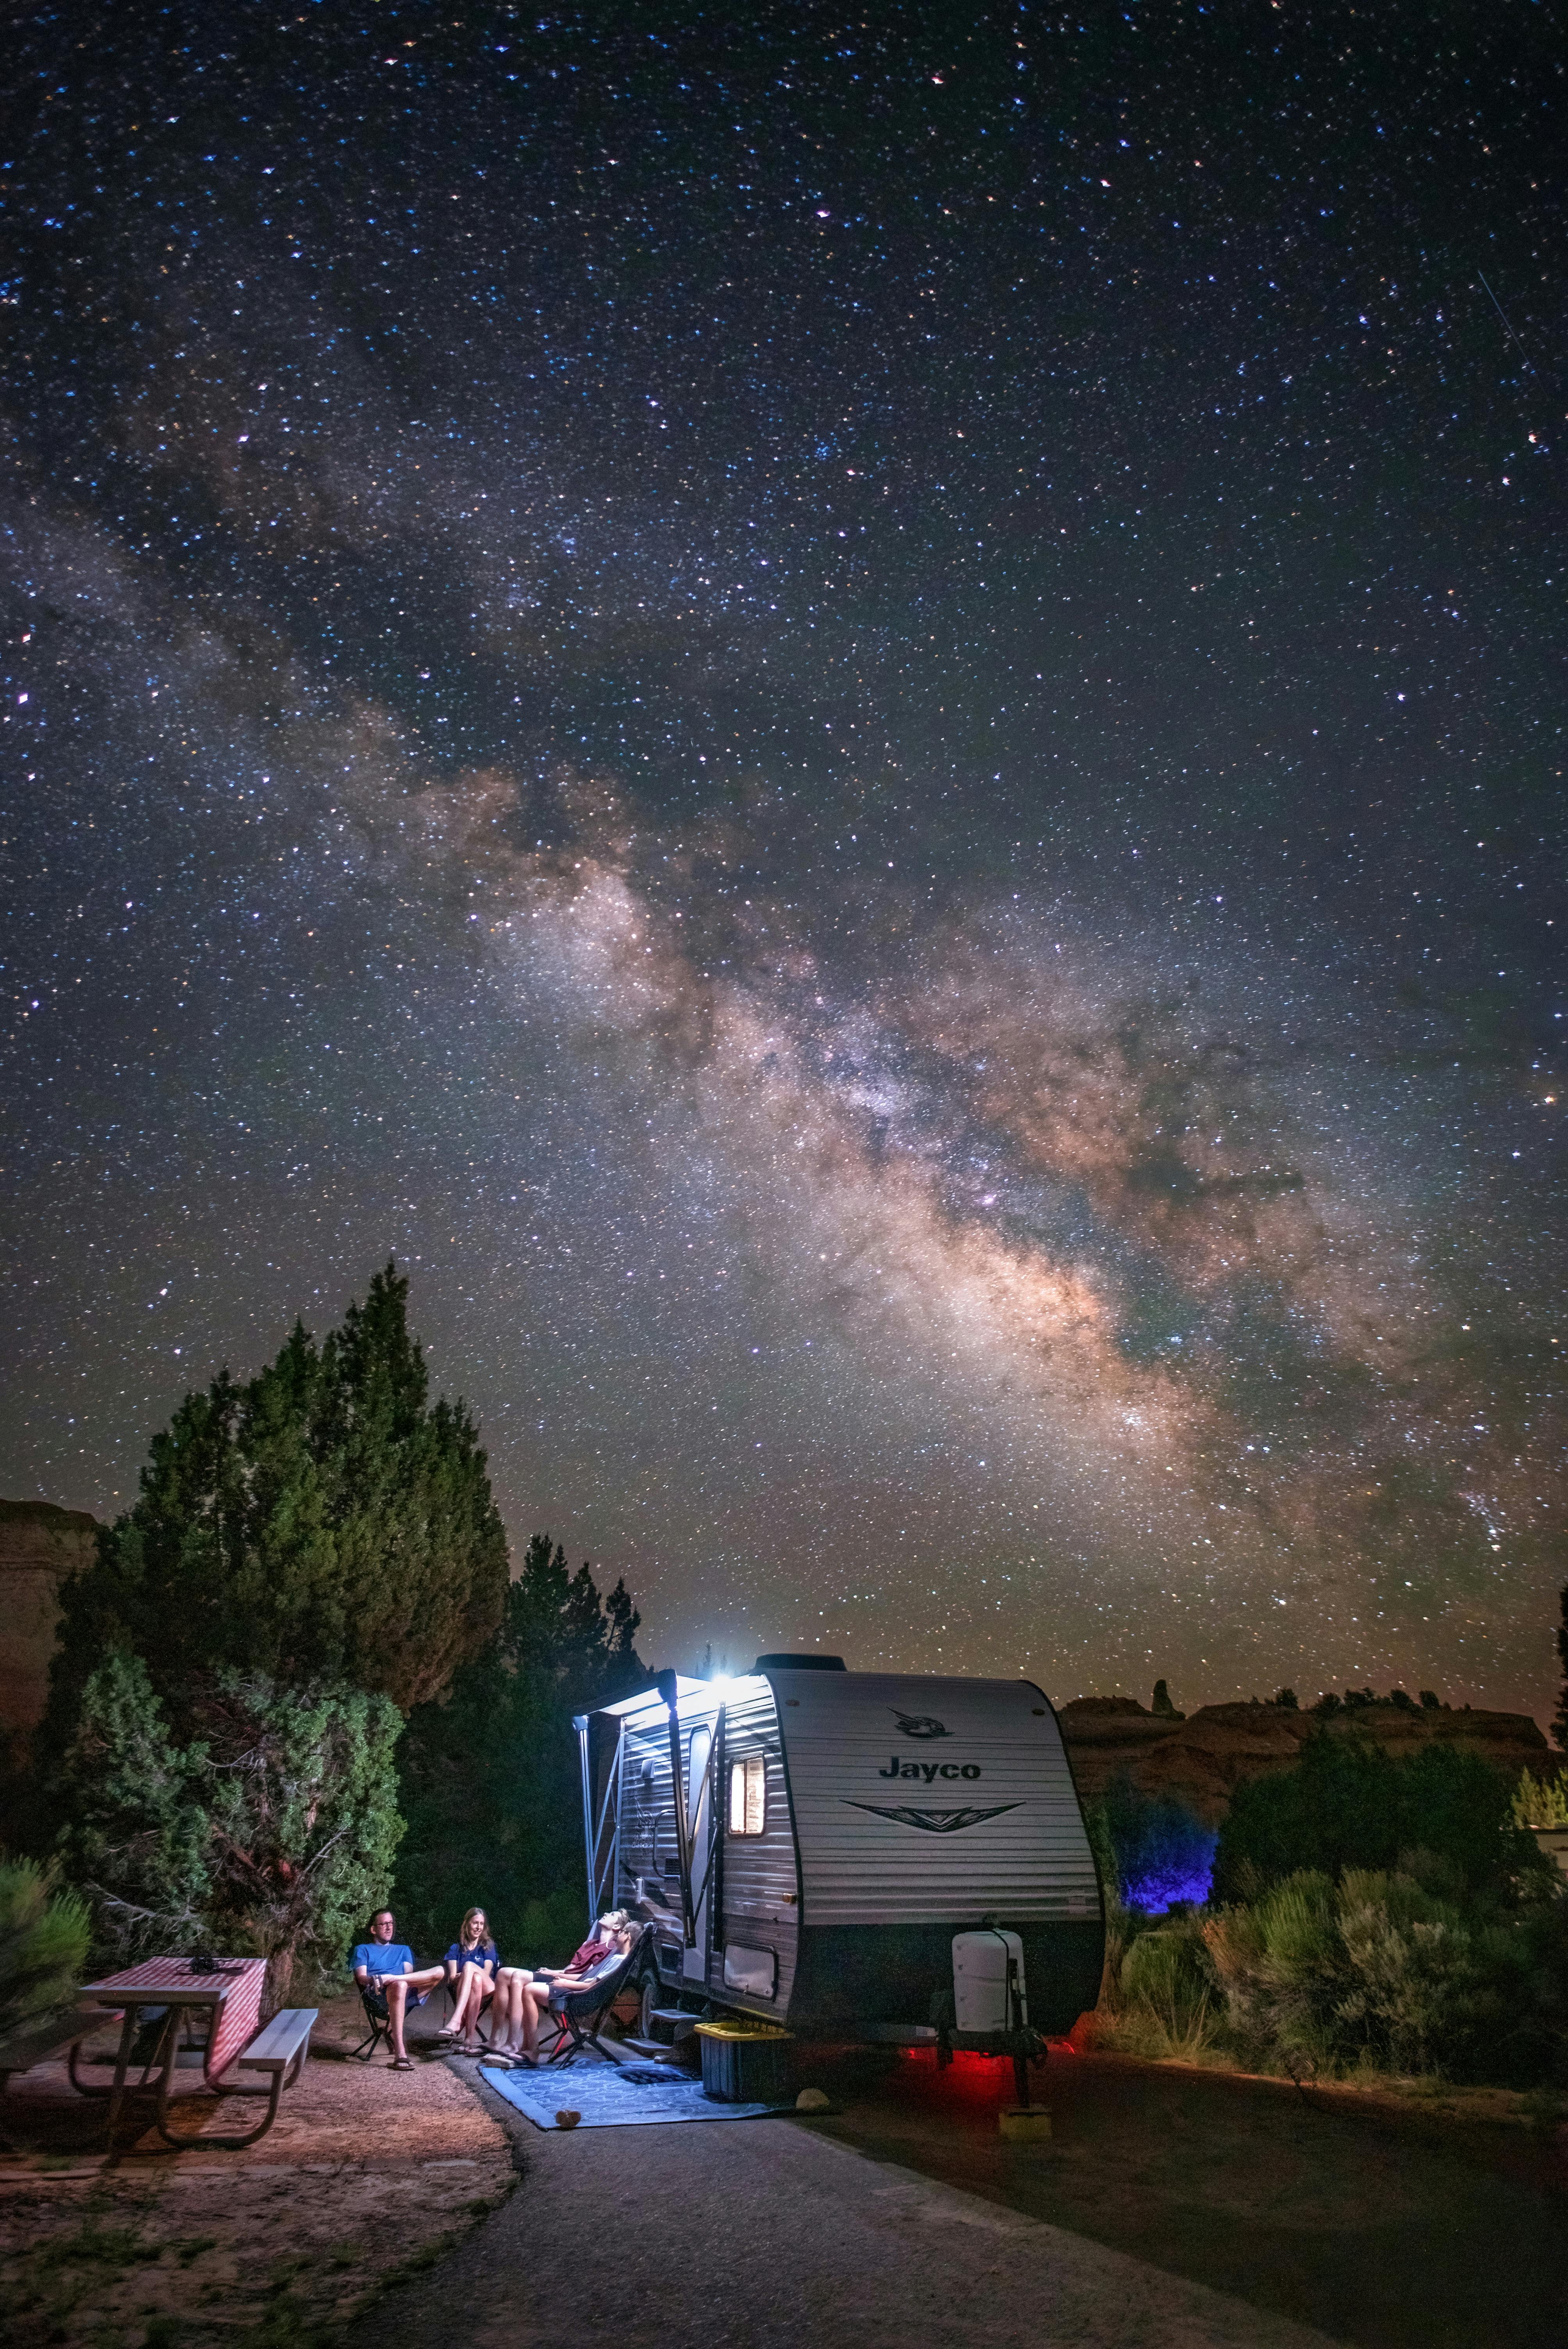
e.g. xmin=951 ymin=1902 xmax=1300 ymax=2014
xmin=581 ymin=1674 xmax=741 ymax=1727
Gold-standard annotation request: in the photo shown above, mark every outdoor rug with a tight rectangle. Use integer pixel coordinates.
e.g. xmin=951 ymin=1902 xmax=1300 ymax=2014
xmin=479 ymin=2059 xmax=789 ymax=2129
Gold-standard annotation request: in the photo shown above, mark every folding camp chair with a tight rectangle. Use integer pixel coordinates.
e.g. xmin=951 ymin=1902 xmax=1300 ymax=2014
xmin=538 ymin=1929 xmax=646 ymax=2067
xmin=350 ymin=1985 xmax=393 ymax=2063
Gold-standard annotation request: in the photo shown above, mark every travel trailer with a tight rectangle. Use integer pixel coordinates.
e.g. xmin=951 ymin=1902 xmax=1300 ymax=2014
xmin=575 ymin=1654 xmax=1105 ymax=2040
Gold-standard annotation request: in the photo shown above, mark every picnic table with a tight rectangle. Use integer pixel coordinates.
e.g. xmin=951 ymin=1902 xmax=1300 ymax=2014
xmin=75 ymin=1956 xmax=314 ymax=2153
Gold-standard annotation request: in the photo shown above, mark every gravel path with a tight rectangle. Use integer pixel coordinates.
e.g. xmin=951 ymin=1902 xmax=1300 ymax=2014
xmin=343 ymin=2072 xmax=1342 ymax=2349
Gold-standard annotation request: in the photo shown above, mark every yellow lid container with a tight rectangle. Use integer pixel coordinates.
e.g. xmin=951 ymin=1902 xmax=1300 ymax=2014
xmin=692 ymin=2020 xmax=792 ymax=2042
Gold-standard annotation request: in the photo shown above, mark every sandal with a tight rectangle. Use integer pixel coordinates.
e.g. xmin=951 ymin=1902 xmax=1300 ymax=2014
xmin=392 ymin=2055 xmax=414 ymax=2070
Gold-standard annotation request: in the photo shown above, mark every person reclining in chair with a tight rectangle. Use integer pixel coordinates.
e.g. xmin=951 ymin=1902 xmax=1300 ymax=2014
xmin=487 ymin=1914 xmax=636 ymax=2065
xmin=352 ymin=1908 xmax=446 ymax=2069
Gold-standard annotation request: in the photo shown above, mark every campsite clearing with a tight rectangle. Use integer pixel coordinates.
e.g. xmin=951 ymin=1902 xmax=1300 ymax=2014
xmin=3 ymin=2001 xmax=1564 ymax=2347
xmin=0 ymin=1994 xmax=513 ymax=2348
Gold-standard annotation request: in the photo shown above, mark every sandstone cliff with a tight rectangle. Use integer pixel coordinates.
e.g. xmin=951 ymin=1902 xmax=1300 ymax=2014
xmin=0 ymin=1498 xmax=99 ymax=1766
xmin=1057 ymin=1693 xmax=1550 ymax=1823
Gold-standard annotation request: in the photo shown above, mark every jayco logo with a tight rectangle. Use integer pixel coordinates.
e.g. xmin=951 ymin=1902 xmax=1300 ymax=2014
xmin=878 ymin=1757 xmax=982 ymax=1782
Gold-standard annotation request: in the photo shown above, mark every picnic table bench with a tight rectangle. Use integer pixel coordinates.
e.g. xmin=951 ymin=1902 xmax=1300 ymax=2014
xmin=73 ymin=1958 xmax=317 ymax=2153
xmin=0 ymin=2007 xmax=118 ymax=2092
xmin=228 ymin=2005 xmax=315 ymax=2140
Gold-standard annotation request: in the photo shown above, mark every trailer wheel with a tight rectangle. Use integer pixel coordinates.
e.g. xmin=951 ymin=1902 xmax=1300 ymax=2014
xmin=639 ymin=1976 xmax=659 ymax=2041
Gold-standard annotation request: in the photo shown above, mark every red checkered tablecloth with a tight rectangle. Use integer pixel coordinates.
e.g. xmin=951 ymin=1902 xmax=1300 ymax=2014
xmin=86 ymin=1956 xmax=267 ymax=2084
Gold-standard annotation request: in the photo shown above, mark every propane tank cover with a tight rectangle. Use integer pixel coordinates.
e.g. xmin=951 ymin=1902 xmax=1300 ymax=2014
xmin=952 ymin=1929 xmax=1028 ymax=2034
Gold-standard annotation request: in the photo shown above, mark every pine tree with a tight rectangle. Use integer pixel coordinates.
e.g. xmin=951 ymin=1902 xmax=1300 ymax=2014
xmin=47 ymin=1262 xmax=508 ymax=1736
xmin=1554 ymin=1582 xmax=1568 ymax=1756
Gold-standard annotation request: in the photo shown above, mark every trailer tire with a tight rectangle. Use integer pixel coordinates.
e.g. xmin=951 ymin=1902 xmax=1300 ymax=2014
xmin=638 ymin=1975 xmax=659 ymax=2042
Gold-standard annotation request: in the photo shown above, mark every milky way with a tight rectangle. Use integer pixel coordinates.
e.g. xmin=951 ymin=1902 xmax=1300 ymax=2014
xmin=2 ymin=4 xmax=1563 ymax=1714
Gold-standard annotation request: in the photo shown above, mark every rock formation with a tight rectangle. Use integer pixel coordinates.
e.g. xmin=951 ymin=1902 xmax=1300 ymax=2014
xmin=0 ymin=1498 xmax=99 ymax=1771
xmin=1057 ymin=1692 xmax=1551 ymax=1823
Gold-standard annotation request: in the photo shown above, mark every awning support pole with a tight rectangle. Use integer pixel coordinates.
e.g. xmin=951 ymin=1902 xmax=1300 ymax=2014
xmin=574 ymin=1714 xmax=596 ymax=1934
xmin=657 ymin=1669 xmax=697 ymax=1945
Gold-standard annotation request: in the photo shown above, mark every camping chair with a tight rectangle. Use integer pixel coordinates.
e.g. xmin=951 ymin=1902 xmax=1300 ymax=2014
xmin=350 ymin=1985 xmax=393 ymax=2063
xmin=539 ymin=1928 xmax=646 ymax=2068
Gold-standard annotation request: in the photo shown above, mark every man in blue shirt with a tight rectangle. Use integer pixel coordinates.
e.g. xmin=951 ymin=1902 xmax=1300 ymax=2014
xmin=351 ymin=1909 xmax=445 ymax=2068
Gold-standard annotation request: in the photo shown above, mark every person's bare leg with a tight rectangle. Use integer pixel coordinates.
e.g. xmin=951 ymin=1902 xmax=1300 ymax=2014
xmin=460 ymin=1965 xmax=489 ymax=2050
xmin=491 ymin=1973 xmax=520 ymax=2053
xmin=523 ymin=1982 xmax=552 ymax=2059
xmin=385 ymin=1978 xmax=410 ymax=2060
xmin=386 ymin=1968 xmax=445 ymax=2060
xmin=494 ymin=1972 xmax=526 ymax=2057
xmin=491 ymin=1968 xmax=532 ymax=2055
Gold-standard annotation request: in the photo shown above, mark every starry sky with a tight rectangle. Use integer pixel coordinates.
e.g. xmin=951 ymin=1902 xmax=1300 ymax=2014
xmin=2 ymin=2 xmax=1563 ymax=1717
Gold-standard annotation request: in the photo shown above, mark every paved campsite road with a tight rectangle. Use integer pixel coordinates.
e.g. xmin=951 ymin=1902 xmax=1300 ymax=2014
xmin=343 ymin=2079 xmax=1340 ymax=2349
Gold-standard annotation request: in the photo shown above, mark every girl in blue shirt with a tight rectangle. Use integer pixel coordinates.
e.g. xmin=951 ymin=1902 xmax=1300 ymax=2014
xmin=440 ymin=1907 xmax=499 ymax=2054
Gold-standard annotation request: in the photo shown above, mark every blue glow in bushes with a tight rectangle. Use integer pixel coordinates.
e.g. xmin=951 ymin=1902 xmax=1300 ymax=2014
xmin=1099 ymin=1776 xmax=1218 ymax=1913
xmin=1122 ymin=1846 xmax=1217 ymax=1912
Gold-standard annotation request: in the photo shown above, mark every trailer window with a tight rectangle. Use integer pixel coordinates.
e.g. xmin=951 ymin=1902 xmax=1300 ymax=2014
xmin=729 ymin=1754 xmax=766 ymax=1836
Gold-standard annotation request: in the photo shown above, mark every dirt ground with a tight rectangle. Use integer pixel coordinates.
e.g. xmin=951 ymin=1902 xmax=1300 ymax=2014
xmin=0 ymin=1993 xmax=515 ymax=2347
xmin=802 ymin=2043 xmax=1568 ymax=2349
xmin=5 ymin=2007 xmax=1564 ymax=2349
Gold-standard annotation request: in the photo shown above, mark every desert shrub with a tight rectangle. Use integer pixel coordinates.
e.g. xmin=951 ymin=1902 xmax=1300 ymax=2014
xmin=0 ymin=1857 xmax=91 ymax=2039
xmin=1481 ymin=1896 xmax=1568 ymax=2089
xmin=1094 ymin=1775 xmax=1217 ymax=1913
xmin=1107 ymin=1914 xmax=1220 ymax=2059
xmin=1332 ymin=1871 xmax=1488 ymax=2077
xmin=1203 ymin=1870 xmax=1344 ymax=2078
xmin=1201 ymin=1867 xmax=1568 ymax=2084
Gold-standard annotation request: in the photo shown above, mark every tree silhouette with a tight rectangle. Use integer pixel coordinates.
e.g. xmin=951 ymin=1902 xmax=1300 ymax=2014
xmin=47 ymin=1262 xmax=507 ymax=1739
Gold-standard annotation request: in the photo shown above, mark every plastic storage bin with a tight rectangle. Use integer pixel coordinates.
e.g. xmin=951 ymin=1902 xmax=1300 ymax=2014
xmin=694 ymin=2021 xmax=793 ymax=2103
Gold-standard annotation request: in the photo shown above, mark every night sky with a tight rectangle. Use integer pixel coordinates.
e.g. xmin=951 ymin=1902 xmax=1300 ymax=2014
xmin=3 ymin=3 xmax=1563 ymax=1716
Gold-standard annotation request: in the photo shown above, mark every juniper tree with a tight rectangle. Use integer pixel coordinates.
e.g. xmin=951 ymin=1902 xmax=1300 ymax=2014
xmin=1213 ymin=1730 xmax=1545 ymax=1905
xmin=56 ymin=1651 xmax=402 ymax=2003
xmin=47 ymin=1262 xmax=508 ymax=1740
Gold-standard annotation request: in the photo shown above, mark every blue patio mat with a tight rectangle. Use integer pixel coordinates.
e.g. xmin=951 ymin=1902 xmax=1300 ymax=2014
xmin=479 ymin=2058 xmax=789 ymax=2129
